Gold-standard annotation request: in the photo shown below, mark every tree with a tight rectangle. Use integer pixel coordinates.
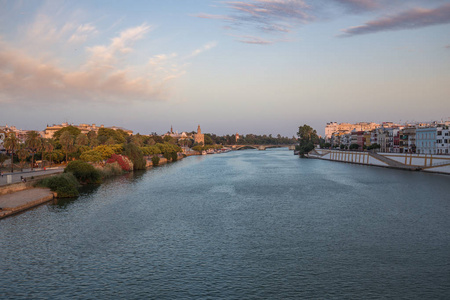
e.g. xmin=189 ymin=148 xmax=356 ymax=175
xmin=53 ymin=126 xmax=81 ymax=141
xmin=80 ymin=150 xmax=103 ymax=164
xmin=97 ymin=128 xmax=126 ymax=144
xmin=16 ymin=145 xmax=29 ymax=171
xmin=87 ymin=130 xmax=98 ymax=148
xmin=297 ymin=125 xmax=318 ymax=146
xmin=43 ymin=139 xmax=55 ymax=166
xmin=4 ymin=133 xmax=19 ymax=173
xmin=349 ymin=143 xmax=359 ymax=150
xmin=60 ymin=131 xmax=75 ymax=163
xmin=105 ymin=137 xmax=116 ymax=146
xmin=296 ymin=124 xmax=319 ymax=157
xmin=0 ymin=153 xmax=7 ymax=169
xmin=76 ymin=133 xmax=88 ymax=148
xmin=25 ymin=131 xmax=42 ymax=170
xmin=123 ymin=143 xmax=146 ymax=170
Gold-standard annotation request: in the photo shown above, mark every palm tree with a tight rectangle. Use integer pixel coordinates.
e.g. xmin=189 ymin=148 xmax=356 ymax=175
xmin=4 ymin=133 xmax=19 ymax=173
xmin=46 ymin=139 xmax=55 ymax=166
xmin=16 ymin=145 xmax=29 ymax=172
xmin=25 ymin=131 xmax=42 ymax=170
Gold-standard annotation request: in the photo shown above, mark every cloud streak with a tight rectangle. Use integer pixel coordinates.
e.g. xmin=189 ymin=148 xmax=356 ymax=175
xmin=189 ymin=42 xmax=218 ymax=57
xmin=340 ymin=3 xmax=450 ymax=37
xmin=196 ymin=0 xmax=312 ymax=44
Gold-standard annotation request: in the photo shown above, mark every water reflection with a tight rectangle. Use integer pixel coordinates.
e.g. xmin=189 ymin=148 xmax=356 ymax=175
xmin=1 ymin=149 xmax=450 ymax=299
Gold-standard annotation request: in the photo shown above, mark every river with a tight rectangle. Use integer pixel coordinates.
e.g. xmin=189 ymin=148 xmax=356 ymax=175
xmin=1 ymin=148 xmax=449 ymax=299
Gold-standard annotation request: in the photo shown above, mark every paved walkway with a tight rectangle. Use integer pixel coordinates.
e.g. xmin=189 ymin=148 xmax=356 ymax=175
xmin=0 ymin=188 xmax=54 ymax=219
xmin=0 ymin=168 xmax=64 ymax=186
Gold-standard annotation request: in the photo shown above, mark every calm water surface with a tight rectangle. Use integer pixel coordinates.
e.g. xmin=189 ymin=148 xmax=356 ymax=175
xmin=1 ymin=149 xmax=450 ymax=299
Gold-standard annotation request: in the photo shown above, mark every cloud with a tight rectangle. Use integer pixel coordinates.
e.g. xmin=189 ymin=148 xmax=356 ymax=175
xmin=68 ymin=24 xmax=98 ymax=43
xmin=189 ymin=42 xmax=218 ymax=57
xmin=332 ymin=0 xmax=382 ymax=12
xmin=0 ymin=24 xmax=178 ymax=104
xmin=238 ymin=35 xmax=274 ymax=45
xmin=194 ymin=13 xmax=233 ymax=21
xmin=340 ymin=3 xmax=450 ymax=37
xmin=196 ymin=0 xmax=312 ymax=44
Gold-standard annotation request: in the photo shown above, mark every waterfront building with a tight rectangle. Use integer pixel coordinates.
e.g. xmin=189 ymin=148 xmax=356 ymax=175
xmin=416 ymin=127 xmax=437 ymax=154
xmin=399 ymin=127 xmax=416 ymax=153
xmin=193 ymin=125 xmax=205 ymax=145
xmin=378 ymin=131 xmax=388 ymax=153
xmin=436 ymin=125 xmax=449 ymax=154
xmin=325 ymin=122 xmax=380 ymax=140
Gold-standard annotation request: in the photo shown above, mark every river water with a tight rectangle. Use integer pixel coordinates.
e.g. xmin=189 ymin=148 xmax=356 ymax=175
xmin=1 ymin=149 xmax=449 ymax=299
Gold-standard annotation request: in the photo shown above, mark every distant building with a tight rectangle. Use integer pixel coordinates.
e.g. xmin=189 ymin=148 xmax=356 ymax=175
xmin=235 ymin=133 xmax=240 ymax=142
xmin=325 ymin=122 xmax=380 ymax=140
xmin=193 ymin=125 xmax=204 ymax=145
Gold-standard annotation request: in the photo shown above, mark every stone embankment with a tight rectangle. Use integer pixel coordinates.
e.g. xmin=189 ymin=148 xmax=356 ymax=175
xmin=308 ymin=149 xmax=450 ymax=175
xmin=0 ymin=188 xmax=54 ymax=219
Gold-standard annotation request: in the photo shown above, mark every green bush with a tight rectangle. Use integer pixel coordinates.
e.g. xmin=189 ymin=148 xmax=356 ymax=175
xmin=151 ymin=155 xmax=160 ymax=166
xmin=36 ymin=173 xmax=79 ymax=198
xmin=101 ymin=161 xmax=124 ymax=178
xmin=65 ymin=160 xmax=102 ymax=184
xmin=171 ymin=152 xmax=178 ymax=162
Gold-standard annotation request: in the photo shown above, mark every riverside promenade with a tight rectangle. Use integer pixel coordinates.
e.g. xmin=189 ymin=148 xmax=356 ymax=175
xmin=307 ymin=149 xmax=450 ymax=175
xmin=0 ymin=168 xmax=63 ymax=219
xmin=0 ymin=188 xmax=54 ymax=219
xmin=0 ymin=167 xmax=64 ymax=186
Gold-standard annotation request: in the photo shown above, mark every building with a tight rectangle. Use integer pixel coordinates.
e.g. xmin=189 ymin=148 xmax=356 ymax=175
xmin=193 ymin=125 xmax=204 ymax=145
xmin=436 ymin=125 xmax=449 ymax=154
xmin=0 ymin=125 xmax=32 ymax=143
xmin=416 ymin=127 xmax=437 ymax=154
xmin=399 ymin=127 xmax=416 ymax=153
xmin=325 ymin=122 xmax=380 ymax=140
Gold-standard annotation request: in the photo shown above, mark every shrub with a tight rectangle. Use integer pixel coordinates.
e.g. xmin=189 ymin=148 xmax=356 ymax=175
xmin=106 ymin=154 xmax=133 ymax=171
xmin=37 ymin=173 xmax=79 ymax=198
xmin=152 ymin=155 xmax=160 ymax=166
xmin=171 ymin=152 xmax=178 ymax=162
xmin=65 ymin=160 xmax=102 ymax=184
xmin=101 ymin=162 xmax=124 ymax=178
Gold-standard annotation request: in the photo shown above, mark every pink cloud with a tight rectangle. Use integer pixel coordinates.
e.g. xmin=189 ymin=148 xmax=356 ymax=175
xmin=0 ymin=24 xmax=178 ymax=104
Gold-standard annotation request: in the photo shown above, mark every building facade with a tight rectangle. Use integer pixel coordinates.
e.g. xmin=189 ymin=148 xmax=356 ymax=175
xmin=416 ymin=127 xmax=437 ymax=154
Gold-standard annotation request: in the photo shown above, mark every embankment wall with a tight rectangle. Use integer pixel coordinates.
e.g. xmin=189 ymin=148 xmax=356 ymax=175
xmin=310 ymin=150 xmax=450 ymax=175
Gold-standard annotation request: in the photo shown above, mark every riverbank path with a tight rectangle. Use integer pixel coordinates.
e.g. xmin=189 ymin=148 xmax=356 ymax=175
xmin=0 ymin=167 xmax=64 ymax=186
xmin=0 ymin=188 xmax=54 ymax=219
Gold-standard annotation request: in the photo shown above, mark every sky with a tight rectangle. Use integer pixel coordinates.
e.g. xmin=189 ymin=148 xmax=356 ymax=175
xmin=0 ymin=0 xmax=449 ymax=136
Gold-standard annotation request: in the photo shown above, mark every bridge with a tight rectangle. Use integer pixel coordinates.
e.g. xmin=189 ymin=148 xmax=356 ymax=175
xmin=224 ymin=144 xmax=296 ymax=151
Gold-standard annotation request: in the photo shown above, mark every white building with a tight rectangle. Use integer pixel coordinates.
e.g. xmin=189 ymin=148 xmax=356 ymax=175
xmin=436 ymin=125 xmax=449 ymax=154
